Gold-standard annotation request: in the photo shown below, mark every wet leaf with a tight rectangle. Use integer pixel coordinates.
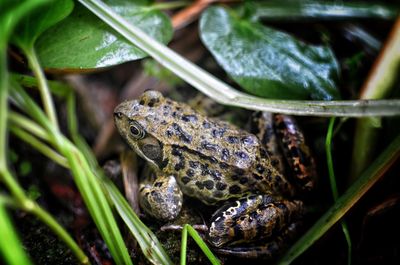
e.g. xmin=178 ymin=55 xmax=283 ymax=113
xmin=11 ymin=0 xmax=74 ymax=51
xmin=200 ymin=6 xmax=341 ymax=100
xmin=36 ymin=0 xmax=173 ymax=70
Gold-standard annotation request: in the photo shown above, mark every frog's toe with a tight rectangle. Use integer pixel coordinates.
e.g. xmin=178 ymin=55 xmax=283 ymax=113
xmin=139 ymin=175 xmax=183 ymax=221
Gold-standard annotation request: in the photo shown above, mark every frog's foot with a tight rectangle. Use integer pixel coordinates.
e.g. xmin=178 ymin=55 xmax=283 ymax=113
xmin=214 ymin=221 xmax=300 ymax=259
xmin=139 ymin=175 xmax=183 ymax=221
xmin=207 ymin=194 xmax=304 ymax=247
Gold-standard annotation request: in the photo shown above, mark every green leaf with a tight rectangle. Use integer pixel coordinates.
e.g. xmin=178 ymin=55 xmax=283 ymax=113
xmin=199 ymin=6 xmax=341 ymax=100
xmin=0 ymin=202 xmax=33 ymax=265
xmin=36 ymin=0 xmax=173 ymax=70
xmin=11 ymin=0 xmax=74 ymax=52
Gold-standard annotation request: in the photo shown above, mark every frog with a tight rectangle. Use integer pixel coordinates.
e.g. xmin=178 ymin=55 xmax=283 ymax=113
xmin=114 ymin=90 xmax=316 ymax=258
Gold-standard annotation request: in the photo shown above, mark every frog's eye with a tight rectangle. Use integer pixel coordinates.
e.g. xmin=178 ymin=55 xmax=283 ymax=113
xmin=129 ymin=121 xmax=145 ymax=140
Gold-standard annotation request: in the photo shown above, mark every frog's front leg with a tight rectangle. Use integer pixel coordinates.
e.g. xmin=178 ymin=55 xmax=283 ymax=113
xmin=207 ymin=194 xmax=303 ymax=248
xmin=139 ymin=173 xmax=183 ymax=221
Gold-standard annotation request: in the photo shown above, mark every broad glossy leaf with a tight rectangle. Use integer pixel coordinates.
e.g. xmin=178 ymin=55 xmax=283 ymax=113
xmin=200 ymin=6 xmax=341 ymax=100
xmin=11 ymin=0 xmax=74 ymax=51
xmin=36 ymin=0 xmax=173 ymax=70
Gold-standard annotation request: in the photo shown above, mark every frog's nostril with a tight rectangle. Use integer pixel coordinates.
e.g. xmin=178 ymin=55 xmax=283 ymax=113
xmin=114 ymin=112 xmax=123 ymax=119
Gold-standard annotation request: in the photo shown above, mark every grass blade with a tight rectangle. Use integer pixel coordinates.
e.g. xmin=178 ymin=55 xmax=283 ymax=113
xmin=104 ymin=180 xmax=173 ymax=265
xmin=10 ymin=84 xmax=133 ymax=265
xmin=181 ymin=224 xmax=221 ymax=265
xmin=0 ymin=202 xmax=32 ymax=265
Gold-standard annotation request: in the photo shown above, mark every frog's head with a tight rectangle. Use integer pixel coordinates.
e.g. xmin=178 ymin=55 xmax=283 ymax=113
xmin=114 ymin=90 xmax=167 ymax=170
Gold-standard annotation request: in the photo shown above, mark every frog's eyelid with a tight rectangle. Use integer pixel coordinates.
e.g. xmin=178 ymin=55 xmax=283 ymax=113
xmin=129 ymin=121 xmax=146 ymax=139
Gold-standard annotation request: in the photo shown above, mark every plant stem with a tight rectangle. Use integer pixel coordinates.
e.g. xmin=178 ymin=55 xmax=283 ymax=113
xmin=11 ymin=73 xmax=71 ymax=98
xmin=180 ymin=224 xmax=188 ymax=265
xmin=326 ymin=118 xmax=339 ymax=200
xmin=10 ymin=125 xmax=68 ymax=168
xmin=325 ymin=118 xmax=352 ymax=265
xmin=0 ymin=202 xmax=32 ymax=265
xmin=78 ymin=0 xmax=400 ymax=117
xmin=0 ymin=166 xmax=29 ymax=206
xmin=25 ymin=47 xmax=59 ymax=128
xmin=0 ymin=46 xmax=9 ymax=171
xmin=350 ymin=16 xmax=400 ymax=181
xmin=9 ymin=111 xmax=51 ymax=141
xmin=181 ymin=224 xmax=221 ymax=265
xmin=251 ymin=1 xmax=399 ymax=21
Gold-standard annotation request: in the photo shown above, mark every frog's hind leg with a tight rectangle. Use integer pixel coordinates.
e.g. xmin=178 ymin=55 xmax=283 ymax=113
xmin=250 ymin=112 xmax=286 ymax=174
xmin=207 ymin=194 xmax=304 ymax=248
xmin=139 ymin=173 xmax=183 ymax=221
xmin=214 ymin=221 xmax=300 ymax=259
xmin=274 ymin=114 xmax=317 ymax=193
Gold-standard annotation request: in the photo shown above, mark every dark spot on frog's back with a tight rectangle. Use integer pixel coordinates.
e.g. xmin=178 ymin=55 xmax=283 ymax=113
xmin=252 ymin=173 xmax=263 ymax=180
xmin=174 ymin=160 xmax=185 ymax=171
xmin=235 ymin=151 xmax=249 ymax=160
xmin=212 ymin=128 xmax=226 ymax=138
xmin=227 ymin=136 xmax=239 ymax=144
xmin=256 ymin=164 xmax=265 ymax=174
xmin=195 ymin=181 xmax=205 ymax=190
xmin=201 ymin=141 xmax=218 ymax=151
xmin=229 ymin=185 xmax=241 ymax=194
xmin=181 ymin=176 xmax=191 ymax=184
xmin=165 ymin=130 xmax=173 ymax=137
xmin=186 ymin=169 xmax=195 ymax=177
xmin=181 ymin=114 xmax=198 ymax=123
xmin=171 ymin=122 xmax=192 ymax=143
xmin=219 ymin=162 xmax=229 ymax=169
xmin=189 ymin=161 xmax=199 ymax=169
xmin=202 ymin=121 xmax=211 ymax=129
xmin=216 ymin=182 xmax=227 ymax=191
xmin=221 ymin=148 xmax=230 ymax=161
xmin=171 ymin=147 xmax=182 ymax=157
xmin=203 ymin=180 xmax=214 ymax=190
